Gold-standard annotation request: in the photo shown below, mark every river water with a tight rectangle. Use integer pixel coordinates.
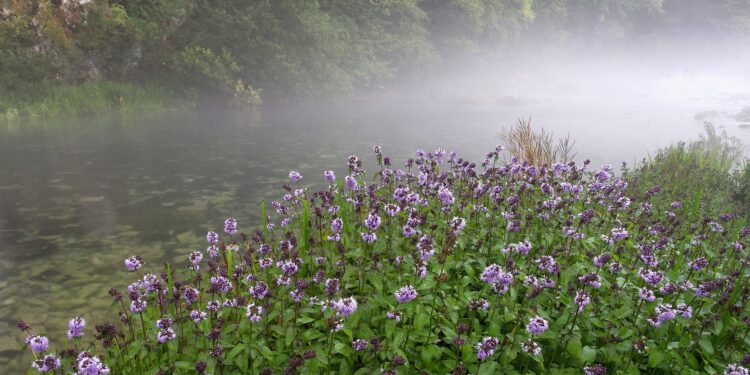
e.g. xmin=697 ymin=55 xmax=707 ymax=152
xmin=0 ymin=93 xmax=749 ymax=371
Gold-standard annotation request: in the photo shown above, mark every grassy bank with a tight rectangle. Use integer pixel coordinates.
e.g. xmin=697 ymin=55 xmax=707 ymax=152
xmin=0 ymin=81 xmax=188 ymax=122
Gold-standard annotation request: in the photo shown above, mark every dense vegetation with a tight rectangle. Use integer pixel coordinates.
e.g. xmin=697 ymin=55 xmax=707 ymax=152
xmin=2 ymin=0 xmax=750 ymax=118
xmin=17 ymin=135 xmax=750 ymax=374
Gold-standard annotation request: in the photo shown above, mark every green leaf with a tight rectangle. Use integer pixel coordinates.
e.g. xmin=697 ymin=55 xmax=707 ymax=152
xmin=227 ymin=343 xmax=247 ymax=360
xmin=477 ymin=361 xmax=498 ymax=375
xmin=580 ymin=346 xmax=597 ymax=363
xmin=698 ymin=337 xmax=714 ymax=355
xmin=566 ymin=337 xmax=582 ymax=358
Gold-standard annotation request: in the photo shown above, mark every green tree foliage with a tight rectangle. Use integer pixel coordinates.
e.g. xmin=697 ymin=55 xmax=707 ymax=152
xmin=1 ymin=0 xmax=749 ymax=109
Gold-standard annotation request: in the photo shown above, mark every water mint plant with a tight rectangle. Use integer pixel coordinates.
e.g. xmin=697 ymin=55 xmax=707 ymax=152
xmin=16 ymin=145 xmax=750 ymax=374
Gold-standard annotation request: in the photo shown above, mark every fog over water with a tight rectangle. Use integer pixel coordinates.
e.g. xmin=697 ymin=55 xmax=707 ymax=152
xmin=1 ymin=35 xmax=750 ymax=371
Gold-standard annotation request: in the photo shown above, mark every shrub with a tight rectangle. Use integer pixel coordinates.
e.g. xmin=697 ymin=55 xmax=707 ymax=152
xmin=625 ymin=123 xmax=747 ymax=219
xmin=15 ymin=145 xmax=750 ymax=374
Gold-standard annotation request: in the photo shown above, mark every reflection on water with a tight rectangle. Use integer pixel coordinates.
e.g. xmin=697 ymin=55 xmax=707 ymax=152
xmin=0 ymin=96 xmax=748 ymax=371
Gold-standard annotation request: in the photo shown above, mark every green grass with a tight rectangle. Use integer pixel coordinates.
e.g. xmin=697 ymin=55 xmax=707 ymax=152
xmin=625 ymin=123 xmax=749 ymax=219
xmin=0 ymin=81 xmax=188 ymax=121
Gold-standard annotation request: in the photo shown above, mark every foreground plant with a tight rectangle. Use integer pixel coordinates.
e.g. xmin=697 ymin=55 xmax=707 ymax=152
xmin=17 ymin=145 xmax=750 ymax=374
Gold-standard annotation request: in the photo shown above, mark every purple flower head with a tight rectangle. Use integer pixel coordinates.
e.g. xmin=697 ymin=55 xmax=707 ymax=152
xmin=324 ymin=170 xmax=335 ymax=183
xmin=206 ymin=300 xmax=221 ymax=312
xmin=332 ymin=297 xmax=358 ymax=317
xmin=593 ymin=253 xmax=611 ymax=268
xmin=655 ymin=304 xmax=676 ymax=324
xmin=344 ymin=175 xmax=358 ymax=190
xmin=364 ymin=211 xmax=382 ymax=231
xmin=190 ymin=310 xmax=207 ymax=324
xmin=130 ymin=299 xmax=147 ymax=312
xmin=386 ymin=311 xmax=401 ymax=321
xmin=584 ymin=364 xmax=607 ymax=375
xmin=385 ymin=204 xmax=400 ymax=216
xmin=578 ymin=272 xmax=601 ymax=288
xmin=68 ymin=316 xmax=85 ymax=339
xmin=157 ymin=328 xmax=176 ymax=343
xmin=476 ymin=336 xmax=499 ymax=360
xmin=725 ymin=364 xmax=749 ymax=375
xmin=206 ymin=230 xmax=219 ymax=244
xmin=521 ymin=340 xmax=542 ymax=356
xmin=639 ymin=288 xmax=656 ymax=302
xmin=156 ymin=317 xmax=173 ymax=329
xmin=352 ymin=339 xmax=369 ymax=351
xmin=124 ymin=256 xmax=143 ymax=272
xmin=330 ymin=218 xmax=343 ymax=233
xmin=76 ymin=353 xmax=110 ymax=375
xmin=209 ymin=276 xmax=232 ymax=294
xmin=26 ymin=335 xmax=49 ymax=353
xmin=288 ymin=170 xmax=302 ymax=183
xmin=437 ymin=187 xmax=455 ymax=206
xmin=31 ymin=354 xmax=61 ymax=373
xmin=575 ymin=291 xmax=590 ymax=312
xmin=689 ymin=257 xmax=708 ymax=271
xmin=325 ymin=278 xmax=340 ymax=296
xmin=246 ymin=303 xmax=263 ymax=322
xmin=361 ymin=232 xmax=377 ymax=243
xmin=188 ymin=251 xmax=203 ymax=267
xmin=639 ymin=269 xmax=662 ymax=286
xmin=676 ymin=303 xmax=693 ymax=318
xmin=183 ymin=287 xmax=200 ymax=305
xmin=610 ymin=227 xmax=628 ymax=242
xmin=277 ymin=259 xmax=299 ymax=275
xmin=259 ymin=257 xmax=273 ymax=269
xmin=516 ymin=240 xmax=532 ymax=255
xmin=526 ymin=316 xmax=549 ymax=335
xmin=224 ymin=218 xmax=238 ymax=235
xmin=395 ymin=285 xmax=417 ymax=303
xmin=450 ymin=217 xmax=466 ymax=234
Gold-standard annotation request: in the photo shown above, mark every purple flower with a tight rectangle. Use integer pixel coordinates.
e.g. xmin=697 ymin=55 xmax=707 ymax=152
xmin=289 ymin=170 xmax=302 ymax=183
xmin=395 ymin=285 xmax=417 ymax=303
xmin=209 ymin=276 xmax=232 ymax=294
xmin=364 ymin=211 xmax=382 ymax=231
xmin=610 ymin=227 xmax=628 ymax=242
xmin=224 ymin=218 xmax=238 ymax=235
xmin=352 ymin=339 xmax=369 ymax=351
xmin=526 ymin=316 xmax=549 ymax=335
xmin=156 ymin=317 xmax=173 ymax=329
xmin=130 ymin=299 xmax=147 ymax=312
xmin=639 ymin=269 xmax=662 ymax=285
xmin=344 ymin=175 xmax=358 ymax=190
xmin=516 ymin=240 xmax=532 ymax=255
xmin=689 ymin=257 xmax=708 ymax=271
xmin=26 ymin=335 xmax=48 ymax=353
xmin=639 ymin=288 xmax=656 ymax=302
xmin=386 ymin=311 xmax=401 ymax=321
xmin=324 ymin=170 xmax=335 ymax=183
xmin=476 ymin=336 xmax=499 ymax=360
xmin=190 ymin=310 xmax=207 ymax=324
xmin=157 ymin=328 xmax=176 ymax=343
xmin=124 ymin=256 xmax=143 ymax=272
xmin=246 ymin=303 xmax=263 ymax=322
xmin=521 ymin=340 xmax=542 ymax=356
xmin=574 ymin=291 xmax=590 ymax=312
xmin=332 ymin=297 xmax=358 ymax=317
xmin=330 ymin=218 xmax=343 ymax=233
xmin=206 ymin=300 xmax=221 ymax=312
xmin=437 ymin=187 xmax=455 ymax=206
xmin=361 ymin=232 xmax=377 ymax=243
xmin=183 ymin=287 xmax=200 ymax=305
xmin=325 ymin=278 xmax=340 ymax=296
xmin=385 ymin=204 xmax=400 ymax=216
xmin=206 ymin=230 xmax=219 ymax=244
xmin=676 ymin=303 xmax=693 ymax=318
xmin=450 ymin=217 xmax=466 ymax=234
xmin=188 ymin=251 xmax=203 ymax=269
xmin=578 ymin=272 xmax=601 ymax=288
xmin=31 ymin=354 xmax=60 ymax=373
xmin=76 ymin=353 xmax=110 ymax=375
xmin=68 ymin=316 xmax=85 ymax=339
xmin=584 ymin=364 xmax=607 ymax=375
xmin=725 ymin=364 xmax=749 ymax=375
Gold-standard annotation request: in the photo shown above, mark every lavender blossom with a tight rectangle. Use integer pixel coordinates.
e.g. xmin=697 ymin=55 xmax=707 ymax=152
xmin=31 ymin=354 xmax=60 ymax=373
xmin=476 ymin=336 xmax=499 ymax=360
xmin=246 ymin=303 xmax=263 ymax=322
xmin=526 ymin=316 xmax=549 ymax=335
xmin=26 ymin=335 xmax=49 ymax=353
xmin=124 ymin=256 xmax=143 ymax=272
xmin=395 ymin=285 xmax=417 ymax=303
xmin=67 ymin=316 xmax=85 ymax=339
xmin=288 ymin=170 xmax=302 ymax=183
xmin=224 ymin=217 xmax=238 ymax=235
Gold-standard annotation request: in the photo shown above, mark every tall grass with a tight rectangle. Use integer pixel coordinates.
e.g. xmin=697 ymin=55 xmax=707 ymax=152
xmin=625 ymin=122 xmax=749 ymax=218
xmin=497 ymin=118 xmax=576 ymax=166
xmin=0 ymin=81 xmax=186 ymax=121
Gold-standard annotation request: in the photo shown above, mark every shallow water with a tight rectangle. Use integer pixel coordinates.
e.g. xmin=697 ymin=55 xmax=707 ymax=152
xmin=0 ymin=95 xmax=748 ymax=371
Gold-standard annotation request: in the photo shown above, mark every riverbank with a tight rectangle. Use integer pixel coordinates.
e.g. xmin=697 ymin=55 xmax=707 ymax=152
xmin=0 ymin=81 xmax=187 ymax=122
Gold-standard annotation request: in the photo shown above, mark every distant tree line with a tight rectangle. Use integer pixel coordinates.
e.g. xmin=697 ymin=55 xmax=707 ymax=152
xmin=1 ymin=0 xmax=748 ymax=106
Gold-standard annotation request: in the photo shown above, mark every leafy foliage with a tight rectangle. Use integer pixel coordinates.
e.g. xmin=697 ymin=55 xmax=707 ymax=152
xmin=15 ymin=143 xmax=750 ymax=374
